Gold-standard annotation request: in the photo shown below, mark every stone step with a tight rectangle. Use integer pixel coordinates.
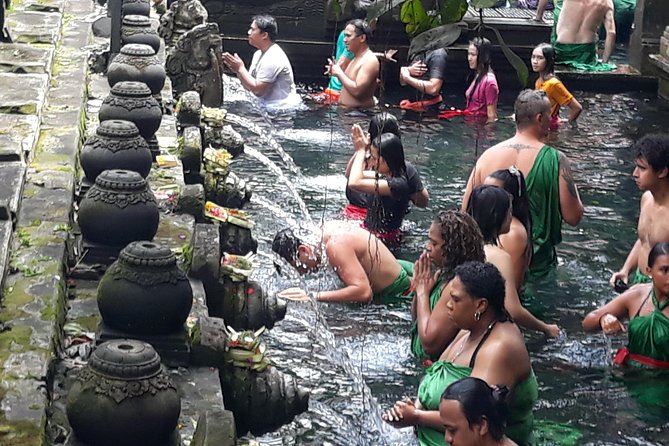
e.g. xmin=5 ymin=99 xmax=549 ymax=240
xmin=0 ymin=43 xmax=54 ymax=74
xmin=5 ymin=11 xmax=62 ymax=45
xmin=0 ymin=114 xmax=39 ymax=162
xmin=0 ymin=161 xmax=27 ymax=222
xmin=0 ymin=73 xmax=48 ymax=115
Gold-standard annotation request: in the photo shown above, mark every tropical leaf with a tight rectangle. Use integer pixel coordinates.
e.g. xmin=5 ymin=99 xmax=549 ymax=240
xmin=408 ymin=23 xmax=463 ymax=59
xmin=440 ymin=0 xmax=469 ymax=24
xmin=329 ymin=0 xmax=343 ymax=19
xmin=366 ymin=0 xmax=406 ymax=22
xmin=470 ymin=0 xmax=500 ymax=8
xmin=489 ymin=26 xmax=529 ymax=87
xmin=400 ymin=0 xmax=438 ymax=37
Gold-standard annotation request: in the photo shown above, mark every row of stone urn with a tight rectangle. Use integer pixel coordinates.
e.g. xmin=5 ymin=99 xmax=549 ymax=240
xmin=65 ymin=0 xmax=308 ymax=444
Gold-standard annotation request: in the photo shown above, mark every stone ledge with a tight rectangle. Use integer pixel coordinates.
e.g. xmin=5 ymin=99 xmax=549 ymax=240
xmin=5 ymin=11 xmax=62 ymax=45
xmin=0 ymin=44 xmax=54 ymax=74
xmin=0 ymin=73 xmax=48 ymax=115
xmin=0 ymin=114 xmax=39 ymax=162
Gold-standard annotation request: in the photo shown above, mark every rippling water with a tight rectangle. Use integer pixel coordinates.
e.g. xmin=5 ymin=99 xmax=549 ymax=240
xmin=224 ymin=87 xmax=669 ymax=445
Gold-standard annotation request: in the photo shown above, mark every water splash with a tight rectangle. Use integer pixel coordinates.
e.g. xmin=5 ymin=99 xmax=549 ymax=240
xmin=226 ymin=112 xmax=300 ymax=174
xmin=244 ymin=146 xmax=313 ymax=225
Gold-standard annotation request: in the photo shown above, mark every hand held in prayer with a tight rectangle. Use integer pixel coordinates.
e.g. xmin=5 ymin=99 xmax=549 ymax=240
xmin=328 ymin=58 xmax=342 ymax=78
xmin=222 ymin=52 xmax=243 ymax=74
xmin=414 ymin=251 xmax=438 ymax=297
xmin=351 ymin=124 xmax=368 ymax=151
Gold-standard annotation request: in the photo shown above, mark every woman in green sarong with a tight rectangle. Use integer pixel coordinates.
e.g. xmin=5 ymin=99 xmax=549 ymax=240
xmin=410 ymin=211 xmax=485 ymax=363
xmin=384 ymin=261 xmax=538 ymax=446
xmin=583 ymin=242 xmax=669 ymax=369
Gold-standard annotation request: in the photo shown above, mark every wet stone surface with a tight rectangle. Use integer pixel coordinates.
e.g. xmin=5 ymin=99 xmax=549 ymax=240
xmin=0 ymin=44 xmax=54 ymax=74
xmin=0 ymin=73 xmax=48 ymax=115
xmin=6 ymin=11 xmax=62 ymax=44
xmin=0 ymin=114 xmax=39 ymax=162
xmin=0 ymin=162 xmax=27 ymax=219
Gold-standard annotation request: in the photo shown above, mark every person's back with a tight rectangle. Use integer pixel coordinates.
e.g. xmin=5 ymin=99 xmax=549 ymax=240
xmin=323 ymin=221 xmax=402 ymax=294
xmin=556 ymin=0 xmax=613 ymax=44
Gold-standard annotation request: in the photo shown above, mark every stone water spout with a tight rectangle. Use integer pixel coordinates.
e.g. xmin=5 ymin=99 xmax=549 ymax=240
xmin=66 ymin=340 xmax=181 ymax=446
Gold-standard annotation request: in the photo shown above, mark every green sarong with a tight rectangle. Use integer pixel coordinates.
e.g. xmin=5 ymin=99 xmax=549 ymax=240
xmin=410 ymin=279 xmax=445 ymax=362
xmin=626 ymin=290 xmax=669 ymax=367
xmin=553 ymin=41 xmax=617 ymax=72
xmin=373 ymin=259 xmax=413 ymax=301
xmin=526 ymin=146 xmax=562 ymax=278
xmin=416 ymin=361 xmax=538 ymax=446
xmin=629 ymin=266 xmax=651 ymax=285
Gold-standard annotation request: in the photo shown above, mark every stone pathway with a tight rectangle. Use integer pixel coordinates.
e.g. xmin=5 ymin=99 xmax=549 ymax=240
xmin=0 ymin=0 xmax=94 ymax=443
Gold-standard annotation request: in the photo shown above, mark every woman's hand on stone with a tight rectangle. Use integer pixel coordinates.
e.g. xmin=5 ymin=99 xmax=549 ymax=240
xmin=600 ymin=313 xmax=626 ymax=334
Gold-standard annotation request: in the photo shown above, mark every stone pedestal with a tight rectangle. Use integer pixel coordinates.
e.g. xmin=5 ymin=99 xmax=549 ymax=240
xmin=629 ymin=0 xmax=669 ymax=74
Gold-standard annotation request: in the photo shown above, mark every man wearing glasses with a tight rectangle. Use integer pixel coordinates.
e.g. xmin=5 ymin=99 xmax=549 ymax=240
xmin=326 ymin=19 xmax=380 ymax=109
xmin=221 ymin=15 xmax=301 ymax=107
xmin=462 ymin=89 xmax=584 ymax=278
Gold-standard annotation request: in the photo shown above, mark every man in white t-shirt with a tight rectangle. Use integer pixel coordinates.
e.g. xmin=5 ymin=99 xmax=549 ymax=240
xmin=222 ymin=15 xmax=301 ymax=106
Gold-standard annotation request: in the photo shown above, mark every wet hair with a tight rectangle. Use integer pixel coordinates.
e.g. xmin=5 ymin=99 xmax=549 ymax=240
xmin=432 ymin=211 xmax=485 ymax=282
xmin=346 ymin=19 xmax=373 ymax=41
xmin=633 ymin=134 xmax=669 ymax=174
xmin=272 ymin=228 xmax=302 ymax=263
xmin=488 ymin=168 xmax=532 ymax=237
xmin=649 ymin=242 xmax=669 ymax=268
xmin=534 ymin=43 xmax=555 ymax=74
xmin=369 ymin=112 xmax=401 ymax=140
xmin=371 ymin=133 xmax=406 ymax=178
xmin=514 ymin=89 xmax=550 ymax=128
xmin=466 ymin=185 xmax=512 ymax=245
xmin=441 ymin=377 xmax=510 ymax=441
xmin=252 ymin=15 xmax=278 ymax=42
xmin=453 ymin=261 xmax=508 ymax=319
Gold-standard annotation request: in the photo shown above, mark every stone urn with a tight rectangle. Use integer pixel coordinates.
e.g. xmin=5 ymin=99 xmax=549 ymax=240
xmin=66 ymin=340 xmax=180 ymax=446
xmin=99 ymin=81 xmax=162 ymax=141
xmin=98 ymin=241 xmax=193 ymax=335
xmin=108 ymin=44 xmax=166 ymax=96
xmin=78 ymin=169 xmax=159 ymax=246
xmin=122 ymin=0 xmax=150 ymax=17
xmin=220 ymin=366 xmax=309 ymax=436
xmin=80 ymin=120 xmax=152 ymax=181
xmin=122 ymin=15 xmax=161 ymax=54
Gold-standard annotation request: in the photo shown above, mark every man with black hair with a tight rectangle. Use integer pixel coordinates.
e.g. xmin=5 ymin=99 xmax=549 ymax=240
xmin=221 ymin=14 xmax=300 ymax=106
xmin=462 ymin=89 xmax=584 ymax=278
xmin=610 ymin=134 xmax=669 ymax=288
xmin=326 ymin=19 xmax=380 ymax=109
xmin=273 ymin=221 xmax=412 ymax=304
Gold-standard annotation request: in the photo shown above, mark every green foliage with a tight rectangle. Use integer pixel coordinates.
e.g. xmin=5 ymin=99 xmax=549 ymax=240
xmin=400 ymin=0 xmax=439 ymax=37
xmin=489 ymin=26 xmax=529 ymax=87
xmin=440 ymin=0 xmax=469 ymax=23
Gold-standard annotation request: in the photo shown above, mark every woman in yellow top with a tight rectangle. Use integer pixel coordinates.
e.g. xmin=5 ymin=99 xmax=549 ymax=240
xmin=531 ymin=43 xmax=582 ymax=130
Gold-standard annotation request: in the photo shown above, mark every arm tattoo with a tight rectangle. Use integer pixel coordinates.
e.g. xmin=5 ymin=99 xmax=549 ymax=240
xmin=559 ymin=152 xmax=579 ymax=198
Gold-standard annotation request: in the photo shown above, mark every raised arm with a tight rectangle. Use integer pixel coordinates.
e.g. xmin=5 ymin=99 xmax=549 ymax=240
xmin=347 ymin=124 xmax=394 ymax=196
xmin=582 ymin=286 xmax=643 ymax=332
xmin=558 ymin=151 xmax=584 ymax=226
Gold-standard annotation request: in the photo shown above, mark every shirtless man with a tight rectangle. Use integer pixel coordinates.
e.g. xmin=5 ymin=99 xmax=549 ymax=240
xmin=272 ymin=221 xmax=412 ymax=304
xmin=610 ymin=134 xmax=669 ymax=289
xmin=462 ymin=89 xmax=584 ymax=276
xmin=326 ymin=19 xmax=380 ymax=109
xmin=555 ymin=0 xmax=616 ymax=66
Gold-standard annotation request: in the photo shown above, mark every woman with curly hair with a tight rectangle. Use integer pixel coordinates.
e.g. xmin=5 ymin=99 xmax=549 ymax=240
xmin=411 ymin=210 xmax=485 ymax=363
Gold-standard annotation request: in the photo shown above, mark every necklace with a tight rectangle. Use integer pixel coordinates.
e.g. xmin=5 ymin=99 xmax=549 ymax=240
xmin=449 ymin=320 xmax=497 ymax=363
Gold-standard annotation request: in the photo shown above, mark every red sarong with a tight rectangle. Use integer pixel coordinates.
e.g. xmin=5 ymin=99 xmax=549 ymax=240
xmin=362 ymin=222 xmax=402 ymax=245
xmin=399 ymin=95 xmax=443 ymax=112
xmin=613 ymin=347 xmax=669 ymax=369
xmin=342 ymin=204 xmax=367 ymax=220
xmin=437 ymin=108 xmax=476 ymax=120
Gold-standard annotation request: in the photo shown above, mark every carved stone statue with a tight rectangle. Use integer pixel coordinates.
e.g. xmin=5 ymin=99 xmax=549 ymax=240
xmin=158 ymin=0 xmax=208 ymax=47
xmin=165 ymin=23 xmax=224 ymax=107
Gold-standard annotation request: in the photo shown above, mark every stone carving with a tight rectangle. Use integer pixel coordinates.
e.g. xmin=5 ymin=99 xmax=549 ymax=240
xmin=66 ymin=340 xmax=180 ymax=446
xmin=78 ymin=169 xmax=159 ymax=246
xmin=108 ymin=44 xmax=166 ymax=96
xmin=99 ymin=81 xmax=162 ymax=141
xmin=98 ymin=241 xmax=193 ymax=335
xmin=218 ymin=278 xmax=286 ymax=331
xmin=80 ymin=120 xmax=152 ymax=181
xmin=158 ymin=0 xmax=208 ymax=47
xmin=122 ymin=0 xmax=151 ymax=17
xmin=121 ymin=14 xmax=161 ymax=54
xmin=165 ymin=23 xmax=223 ymax=107
xmin=220 ymin=365 xmax=309 ymax=436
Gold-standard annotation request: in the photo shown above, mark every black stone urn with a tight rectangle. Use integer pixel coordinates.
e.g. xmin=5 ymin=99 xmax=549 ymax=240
xmin=78 ymin=169 xmax=159 ymax=246
xmin=80 ymin=120 xmax=152 ymax=181
xmin=99 ymin=81 xmax=162 ymax=141
xmin=220 ymin=366 xmax=309 ymax=436
xmin=98 ymin=241 xmax=193 ymax=335
xmin=122 ymin=15 xmax=161 ymax=54
xmin=108 ymin=44 xmax=166 ymax=96
xmin=122 ymin=0 xmax=150 ymax=16
xmin=66 ymin=340 xmax=180 ymax=446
